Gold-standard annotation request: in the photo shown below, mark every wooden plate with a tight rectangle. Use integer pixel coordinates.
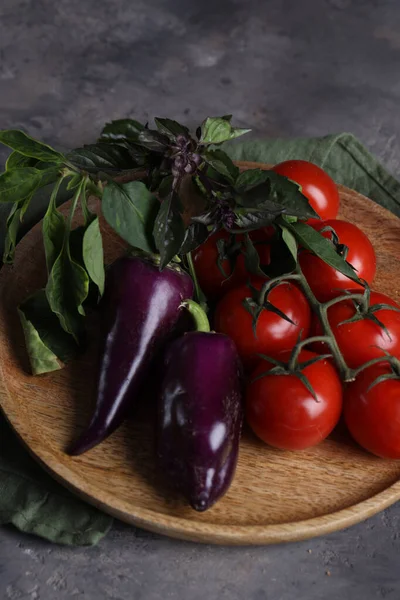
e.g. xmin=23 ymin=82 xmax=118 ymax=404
xmin=1 ymin=161 xmax=400 ymax=545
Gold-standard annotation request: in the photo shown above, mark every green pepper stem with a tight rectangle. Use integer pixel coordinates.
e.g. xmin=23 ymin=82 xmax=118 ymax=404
xmin=182 ymin=299 xmax=210 ymax=333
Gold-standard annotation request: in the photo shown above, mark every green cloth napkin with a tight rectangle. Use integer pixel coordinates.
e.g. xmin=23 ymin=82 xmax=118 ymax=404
xmin=1 ymin=132 xmax=399 ymax=546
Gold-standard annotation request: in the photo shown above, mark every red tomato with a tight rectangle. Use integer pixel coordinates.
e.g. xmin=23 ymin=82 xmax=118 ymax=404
xmin=299 ymin=219 xmax=376 ymax=302
xmin=193 ymin=230 xmax=271 ymax=300
xmin=214 ymin=279 xmax=311 ymax=369
xmin=272 ymin=160 xmax=340 ymax=220
xmin=246 ymin=350 xmax=343 ymax=450
xmin=344 ymin=362 xmax=400 ymax=458
xmin=310 ymin=291 xmax=400 ymax=368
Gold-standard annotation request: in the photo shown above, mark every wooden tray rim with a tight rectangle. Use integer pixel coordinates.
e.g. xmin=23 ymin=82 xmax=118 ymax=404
xmin=1 ymin=160 xmax=399 ymax=545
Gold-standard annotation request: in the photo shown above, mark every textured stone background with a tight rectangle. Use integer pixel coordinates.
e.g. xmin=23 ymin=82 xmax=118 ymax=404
xmin=1 ymin=0 xmax=400 ymax=598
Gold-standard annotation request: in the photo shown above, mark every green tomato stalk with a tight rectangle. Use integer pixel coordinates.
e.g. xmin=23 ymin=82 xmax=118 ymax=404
xmin=256 ymin=266 xmax=382 ymax=383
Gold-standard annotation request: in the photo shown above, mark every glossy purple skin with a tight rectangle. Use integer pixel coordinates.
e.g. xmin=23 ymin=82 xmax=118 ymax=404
xmin=69 ymin=255 xmax=194 ymax=456
xmin=157 ymin=332 xmax=243 ymax=511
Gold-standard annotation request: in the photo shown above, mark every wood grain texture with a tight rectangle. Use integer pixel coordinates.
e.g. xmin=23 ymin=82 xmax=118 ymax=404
xmin=1 ymin=161 xmax=400 ymax=545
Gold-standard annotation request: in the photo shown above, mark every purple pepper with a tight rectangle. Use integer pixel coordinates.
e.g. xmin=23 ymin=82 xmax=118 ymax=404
xmin=69 ymin=254 xmax=194 ymax=455
xmin=157 ymin=325 xmax=243 ymax=511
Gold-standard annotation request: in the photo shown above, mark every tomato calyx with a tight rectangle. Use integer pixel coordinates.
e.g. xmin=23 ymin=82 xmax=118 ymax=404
xmin=351 ymin=353 xmax=400 ymax=393
xmin=242 ymin=279 xmax=296 ymax=337
xmin=252 ymin=344 xmax=332 ymax=402
xmin=335 ymin=286 xmax=400 ymax=341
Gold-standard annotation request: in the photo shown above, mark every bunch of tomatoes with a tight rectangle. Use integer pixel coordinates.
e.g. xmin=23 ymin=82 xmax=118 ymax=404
xmin=193 ymin=160 xmax=400 ymax=460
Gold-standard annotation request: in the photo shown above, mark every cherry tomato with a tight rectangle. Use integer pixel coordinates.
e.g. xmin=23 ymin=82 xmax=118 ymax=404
xmin=272 ymin=160 xmax=340 ymax=220
xmin=311 ymin=291 xmax=400 ymax=368
xmin=193 ymin=230 xmax=271 ymax=300
xmin=246 ymin=350 xmax=343 ymax=450
xmin=344 ymin=362 xmax=400 ymax=458
xmin=214 ymin=279 xmax=311 ymax=369
xmin=299 ymin=219 xmax=376 ymax=302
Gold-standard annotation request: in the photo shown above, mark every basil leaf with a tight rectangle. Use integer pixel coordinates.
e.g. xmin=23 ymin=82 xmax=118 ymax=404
xmin=0 ymin=130 xmax=64 ymax=163
xmin=235 ymin=170 xmax=318 ymax=220
xmin=18 ymin=290 xmax=79 ymax=374
xmin=3 ymin=201 xmax=23 ymax=264
xmin=235 ymin=168 xmax=269 ymax=191
xmin=137 ymin=129 xmax=170 ymax=152
xmin=42 ymin=179 xmax=66 ymax=273
xmin=45 ymin=248 xmax=89 ymax=341
xmin=3 ymin=174 xmax=47 ymax=261
xmin=243 ymin=234 xmax=265 ymax=277
xmin=83 ymin=217 xmax=105 ymax=296
xmin=5 ymin=151 xmax=37 ymax=171
xmin=179 ymin=222 xmax=209 ymax=254
xmin=280 ymin=225 xmax=298 ymax=261
xmin=234 ymin=207 xmax=283 ymax=230
xmin=191 ymin=209 xmax=217 ymax=227
xmin=158 ymin=175 xmax=174 ymax=198
xmin=0 ymin=168 xmax=42 ymax=203
xmin=154 ymin=118 xmax=190 ymax=139
xmin=261 ymin=171 xmax=318 ymax=219
xmin=36 ymin=166 xmax=60 ymax=188
xmin=203 ymin=149 xmax=239 ymax=183
xmin=67 ymin=143 xmax=134 ymax=171
xmin=66 ymin=173 xmax=83 ymax=191
xmin=99 ymin=118 xmax=144 ymax=142
xmin=153 ymin=191 xmax=185 ymax=269
xmin=102 ymin=180 xmax=159 ymax=253
xmin=200 ymin=117 xmax=251 ymax=145
xmin=285 ymin=220 xmax=361 ymax=282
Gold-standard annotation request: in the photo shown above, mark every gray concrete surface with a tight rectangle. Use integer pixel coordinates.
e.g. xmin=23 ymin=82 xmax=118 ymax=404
xmin=1 ymin=0 xmax=400 ymax=598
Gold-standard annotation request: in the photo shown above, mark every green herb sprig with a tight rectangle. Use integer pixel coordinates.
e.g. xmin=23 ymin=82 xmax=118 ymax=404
xmin=0 ymin=116 xmax=360 ymax=374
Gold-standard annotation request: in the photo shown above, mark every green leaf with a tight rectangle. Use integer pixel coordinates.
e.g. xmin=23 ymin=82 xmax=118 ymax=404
xmin=66 ymin=173 xmax=83 ymax=191
xmin=154 ymin=118 xmax=190 ymax=139
xmin=36 ymin=166 xmax=60 ymax=188
xmin=235 ymin=170 xmax=318 ymax=220
xmin=262 ymin=171 xmax=318 ymax=218
xmin=42 ymin=179 xmax=66 ymax=273
xmin=2 ymin=201 xmax=23 ymax=264
xmin=280 ymin=225 xmax=298 ymax=261
xmin=20 ymin=194 xmax=33 ymax=220
xmin=153 ymin=191 xmax=185 ymax=269
xmin=82 ymin=217 xmax=105 ymax=296
xmin=243 ymin=234 xmax=265 ymax=277
xmin=67 ymin=143 xmax=134 ymax=171
xmin=286 ymin=220 xmax=361 ymax=283
xmin=200 ymin=117 xmax=251 ymax=145
xmin=137 ymin=129 xmax=170 ymax=152
xmin=158 ymin=175 xmax=174 ymax=198
xmin=0 ymin=168 xmax=42 ymax=203
xmin=234 ymin=206 xmax=283 ymax=230
xmin=179 ymin=222 xmax=209 ymax=254
xmin=44 ymin=182 xmax=90 ymax=339
xmin=45 ymin=249 xmax=89 ymax=341
xmin=0 ymin=130 xmax=64 ymax=163
xmin=18 ymin=290 xmax=79 ymax=375
xmin=235 ymin=168 xmax=269 ymax=191
xmin=99 ymin=118 xmax=144 ymax=142
xmin=203 ymin=149 xmax=239 ymax=183
xmin=102 ymin=180 xmax=159 ymax=253
xmin=5 ymin=151 xmax=37 ymax=171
